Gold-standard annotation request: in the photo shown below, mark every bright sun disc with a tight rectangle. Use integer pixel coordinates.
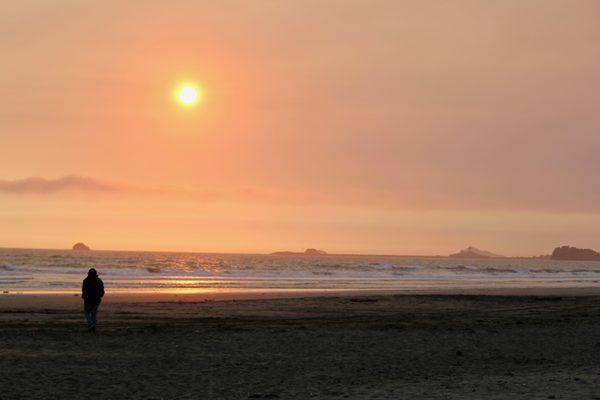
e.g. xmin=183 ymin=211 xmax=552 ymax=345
xmin=176 ymin=84 xmax=200 ymax=106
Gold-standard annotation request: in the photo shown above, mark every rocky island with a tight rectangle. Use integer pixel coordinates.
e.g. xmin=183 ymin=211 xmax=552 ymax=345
xmin=72 ymin=242 xmax=91 ymax=251
xmin=449 ymin=246 xmax=504 ymax=259
xmin=551 ymin=245 xmax=600 ymax=261
xmin=271 ymin=248 xmax=328 ymax=256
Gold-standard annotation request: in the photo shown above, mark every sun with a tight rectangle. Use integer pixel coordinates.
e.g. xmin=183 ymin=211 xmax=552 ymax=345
xmin=175 ymin=83 xmax=200 ymax=107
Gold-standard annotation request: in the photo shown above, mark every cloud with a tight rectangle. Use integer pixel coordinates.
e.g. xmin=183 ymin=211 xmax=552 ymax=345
xmin=0 ymin=175 xmax=300 ymax=204
xmin=4 ymin=174 xmax=599 ymax=215
xmin=0 ymin=175 xmax=119 ymax=194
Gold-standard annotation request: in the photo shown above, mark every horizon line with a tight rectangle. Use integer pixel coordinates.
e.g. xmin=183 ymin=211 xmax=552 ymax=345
xmin=0 ymin=245 xmax=555 ymax=259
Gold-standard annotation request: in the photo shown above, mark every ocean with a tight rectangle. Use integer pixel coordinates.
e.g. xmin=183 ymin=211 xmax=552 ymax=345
xmin=2 ymin=248 xmax=600 ymax=294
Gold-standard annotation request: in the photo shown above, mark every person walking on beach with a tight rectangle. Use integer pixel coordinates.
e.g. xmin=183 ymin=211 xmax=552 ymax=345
xmin=82 ymin=268 xmax=104 ymax=333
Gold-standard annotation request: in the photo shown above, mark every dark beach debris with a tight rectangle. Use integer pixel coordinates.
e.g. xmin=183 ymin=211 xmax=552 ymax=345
xmin=535 ymin=296 xmax=563 ymax=301
xmin=349 ymin=298 xmax=378 ymax=303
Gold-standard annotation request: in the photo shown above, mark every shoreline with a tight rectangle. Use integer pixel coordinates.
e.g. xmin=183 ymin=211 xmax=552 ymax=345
xmin=4 ymin=286 xmax=600 ymax=309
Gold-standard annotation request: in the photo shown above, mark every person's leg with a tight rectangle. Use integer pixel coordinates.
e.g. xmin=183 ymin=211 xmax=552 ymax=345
xmin=84 ymin=302 xmax=92 ymax=330
xmin=90 ymin=303 xmax=99 ymax=332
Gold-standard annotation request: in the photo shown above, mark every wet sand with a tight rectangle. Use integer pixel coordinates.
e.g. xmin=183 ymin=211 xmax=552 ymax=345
xmin=2 ymin=292 xmax=600 ymax=399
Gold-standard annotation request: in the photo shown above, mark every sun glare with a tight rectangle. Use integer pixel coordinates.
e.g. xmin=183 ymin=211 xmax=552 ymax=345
xmin=176 ymin=84 xmax=200 ymax=107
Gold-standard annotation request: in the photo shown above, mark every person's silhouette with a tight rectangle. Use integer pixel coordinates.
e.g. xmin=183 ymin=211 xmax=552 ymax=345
xmin=82 ymin=268 xmax=104 ymax=333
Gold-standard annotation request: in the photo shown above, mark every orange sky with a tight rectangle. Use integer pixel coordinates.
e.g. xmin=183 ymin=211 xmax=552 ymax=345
xmin=1 ymin=1 xmax=600 ymax=256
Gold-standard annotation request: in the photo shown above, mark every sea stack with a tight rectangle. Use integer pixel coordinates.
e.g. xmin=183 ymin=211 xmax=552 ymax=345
xmin=271 ymin=248 xmax=328 ymax=256
xmin=449 ymin=246 xmax=504 ymax=259
xmin=551 ymin=245 xmax=600 ymax=261
xmin=304 ymin=248 xmax=327 ymax=255
xmin=72 ymin=242 xmax=91 ymax=251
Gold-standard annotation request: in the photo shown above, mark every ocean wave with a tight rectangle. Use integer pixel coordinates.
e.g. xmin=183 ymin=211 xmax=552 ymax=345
xmin=5 ymin=262 xmax=600 ymax=279
xmin=377 ymin=264 xmax=420 ymax=271
xmin=0 ymin=264 xmax=15 ymax=271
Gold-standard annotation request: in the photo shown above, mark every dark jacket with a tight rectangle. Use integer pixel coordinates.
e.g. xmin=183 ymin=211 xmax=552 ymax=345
xmin=82 ymin=276 xmax=105 ymax=304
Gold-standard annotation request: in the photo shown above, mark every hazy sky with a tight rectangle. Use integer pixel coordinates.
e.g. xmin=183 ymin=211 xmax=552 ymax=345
xmin=1 ymin=1 xmax=600 ymax=255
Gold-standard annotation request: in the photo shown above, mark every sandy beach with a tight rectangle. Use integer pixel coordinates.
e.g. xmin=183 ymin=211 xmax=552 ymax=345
xmin=2 ymin=291 xmax=600 ymax=399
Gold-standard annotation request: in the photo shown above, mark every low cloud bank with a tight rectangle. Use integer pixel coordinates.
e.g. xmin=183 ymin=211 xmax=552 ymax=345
xmin=0 ymin=175 xmax=118 ymax=193
xmin=0 ymin=175 xmax=293 ymax=204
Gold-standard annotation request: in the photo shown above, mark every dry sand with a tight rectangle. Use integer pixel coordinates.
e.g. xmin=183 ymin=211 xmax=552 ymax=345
xmin=2 ymin=291 xmax=600 ymax=399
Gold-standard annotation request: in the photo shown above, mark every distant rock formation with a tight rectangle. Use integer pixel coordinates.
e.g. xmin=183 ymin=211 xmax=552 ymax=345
xmin=304 ymin=248 xmax=327 ymax=255
xmin=449 ymin=246 xmax=504 ymax=259
xmin=551 ymin=246 xmax=600 ymax=261
xmin=72 ymin=242 xmax=91 ymax=251
xmin=271 ymin=248 xmax=328 ymax=256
